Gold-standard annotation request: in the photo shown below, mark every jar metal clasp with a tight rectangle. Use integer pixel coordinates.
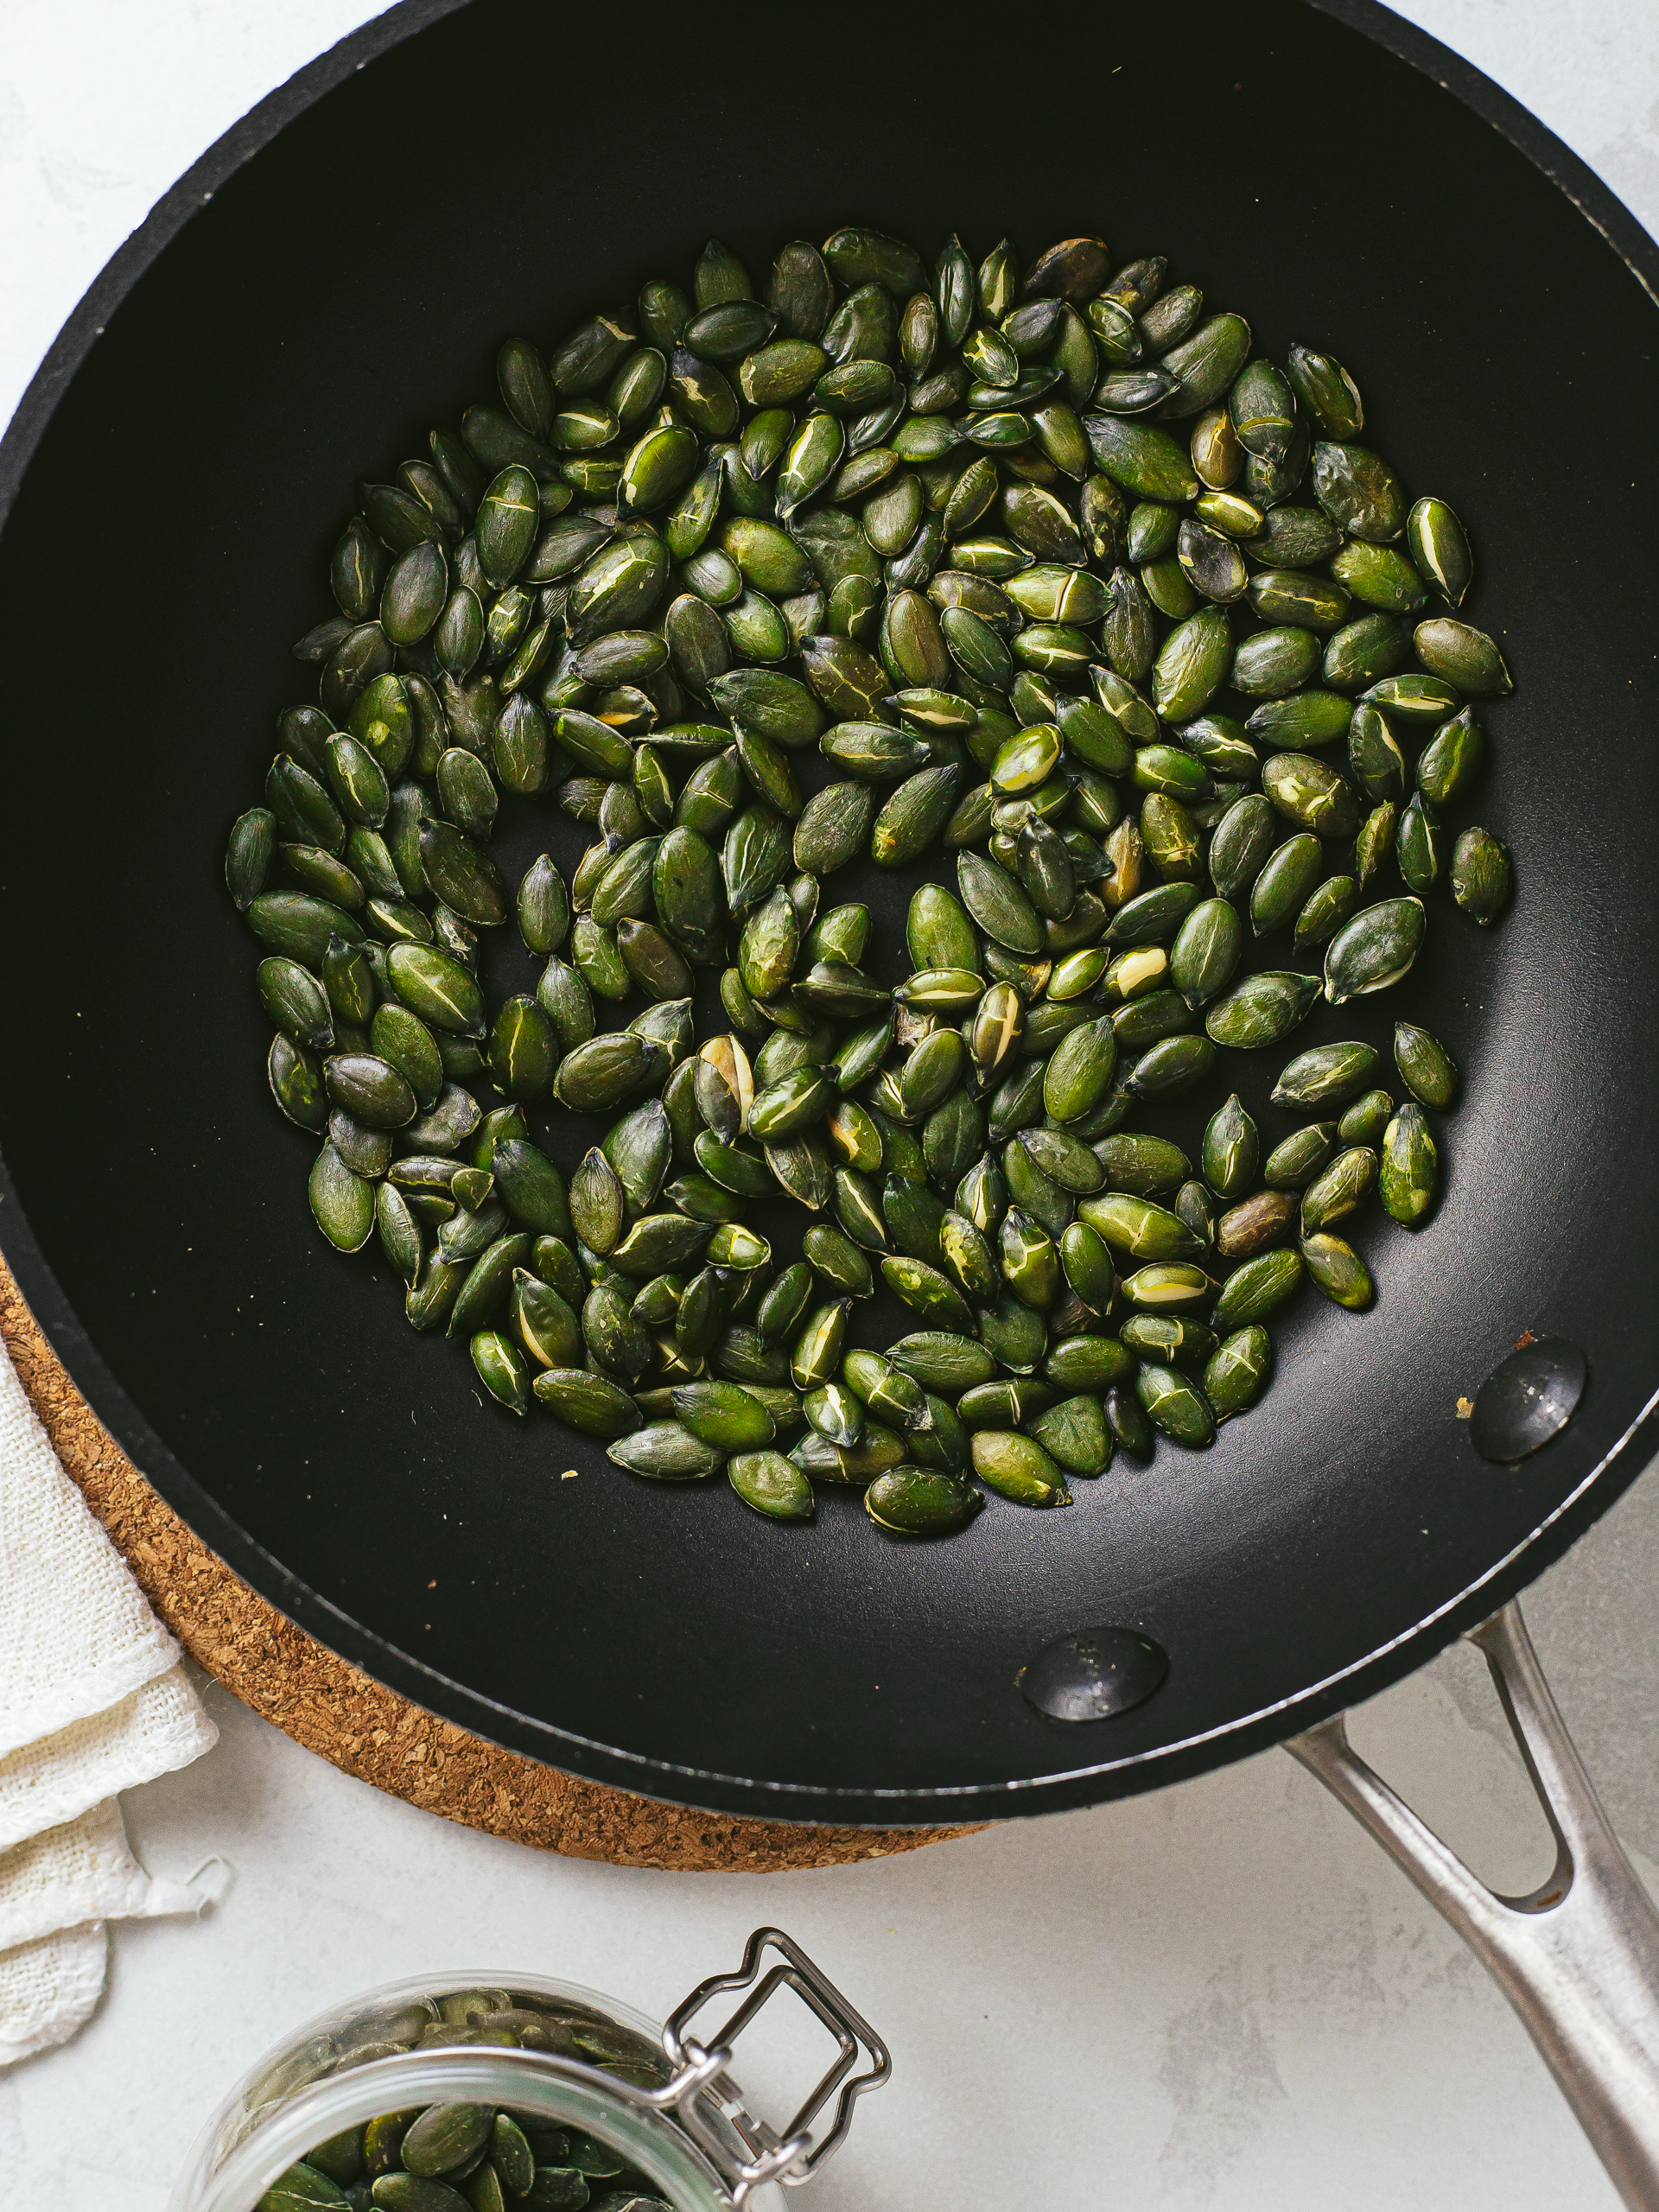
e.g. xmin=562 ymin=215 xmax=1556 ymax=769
xmin=646 ymin=1925 xmax=891 ymax=2204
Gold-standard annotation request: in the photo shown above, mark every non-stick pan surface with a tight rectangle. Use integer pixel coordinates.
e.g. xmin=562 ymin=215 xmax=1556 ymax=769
xmin=2 ymin=0 xmax=1656 ymax=1826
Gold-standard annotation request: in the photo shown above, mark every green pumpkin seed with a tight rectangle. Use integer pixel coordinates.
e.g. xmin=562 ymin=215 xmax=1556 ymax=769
xmin=1084 ymin=416 xmax=1199 ymax=502
xmin=874 ymin=764 xmax=963 ymax=867
xmin=1394 ymin=1020 xmax=1459 ymax=1109
xmin=1121 ymin=1261 xmax=1211 ymax=1312
xmin=1293 ymin=874 xmax=1357 ymax=953
xmin=1300 ymin=1146 xmax=1379 ymax=1234
xmin=1105 ymin=882 xmax=1201 ymax=945
xmin=309 ymin=1144 xmax=374 ymax=1251
xmin=248 ymin=891 xmax=363 ymax=964
xmin=883 ymin=1332 xmax=993 ymax=1395
xmin=971 ymin=1430 xmax=1071 ymax=1508
xmin=1261 ymin=753 xmax=1363 ymax=839
xmin=226 ymin=809 xmax=276 ymax=909
xmin=374 ymin=1182 xmax=423 ymax=1283
xmin=1246 ymin=690 xmax=1353 ymax=751
xmin=476 ymin=466 xmax=540 ymax=588
xmin=1124 ymin=1031 xmax=1217 ymax=1096
xmin=1263 ymin=1122 xmax=1338 ymax=1192
xmin=1380 ymin=1101 xmax=1440 ymax=1225
xmin=257 ymin=2163 xmax=353 ymax=2211
xmin=474 ymin=1325 xmax=534 ymax=1412
xmin=791 ymin=1299 xmax=851 ymax=1390
xmin=258 ymin=956 xmax=334 ymax=1051
xmin=1022 ymin=1395 xmax=1109 ymax=1477
xmin=1312 ymin=442 xmax=1404 ymax=542
xmin=1176 ymin=1179 xmax=1217 ymax=1247
xmin=553 ymin=1032 xmax=667 ymax=1111
xmin=1043 ymin=1334 xmax=1135 ymax=1393
xmin=1394 ymin=791 xmax=1444 ymax=897
xmin=1279 ymin=343 xmax=1361 ymax=436
xmin=1346 ymin=702 xmax=1406 ymax=801
xmin=1077 ymin=1190 xmax=1202 ymax=1262
xmin=532 ymin=1368 xmax=640 ymax=1437
xmin=1135 ymin=1363 xmax=1215 ymax=1446
xmin=1232 ymin=625 xmax=1322 ymax=697
xmin=1450 ymin=825 xmax=1513 ymax=924
xmin=513 ymin=1270 xmax=582 ymax=1368
xmin=728 ymin=1450 xmax=814 ymax=1520
xmin=325 ymin=1052 xmax=416 ymax=1128
xmin=1211 ymin=1248 xmax=1305 ymax=1331
xmin=1124 ymin=1313 xmax=1216 ymax=1372
xmin=1329 ymin=539 xmax=1424 ymax=615
xmin=1207 ymin=793 xmax=1278 ymax=901
xmin=610 ymin=1421 xmax=724 ymax=1478
xmin=1323 ymin=896 xmax=1427 ymax=1002
xmin=1272 ymin=1040 xmax=1379 ymax=1109
xmin=974 ymin=1292 xmax=1045 ymax=1374
xmin=1407 ymin=495 xmax=1472 ymax=607
xmin=418 ymin=820 xmax=507 ymax=928
xmin=1335 ymin=1089 xmax=1393 ymax=1147
xmin=1249 ymin=835 xmax=1323 ymax=938
xmin=1200 ymin=1093 xmax=1257 ymax=1198
xmin=1300 ymin=1232 xmax=1374 ymax=1309
xmin=1204 ymin=969 xmax=1320 ymax=1048
xmin=1205 ymin=1325 xmax=1272 ymax=1421
xmin=1414 ymin=707 xmax=1483 ymax=805
xmin=671 ymin=1380 xmax=773 ymax=1450
xmin=865 ymin=1465 xmax=982 ymax=1535
xmin=1362 ymin=672 xmax=1462 ymax=723
xmin=1152 ymin=605 xmax=1232 ymax=722
xmin=1414 ymin=617 xmax=1511 ymax=698
xmin=1352 ymin=804 xmax=1395 ymax=892
xmin=1041 ymin=1016 xmax=1116 ymax=1124
xmin=1214 ymin=1187 xmax=1298 ymax=1262
xmin=486 ymin=995 xmax=557 ymax=1103
xmin=804 ymin=1380 xmax=862 ymax=1445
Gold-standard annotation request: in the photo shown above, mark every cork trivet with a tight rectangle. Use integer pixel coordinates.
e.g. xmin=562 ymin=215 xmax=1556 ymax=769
xmin=0 ymin=1256 xmax=972 ymax=1872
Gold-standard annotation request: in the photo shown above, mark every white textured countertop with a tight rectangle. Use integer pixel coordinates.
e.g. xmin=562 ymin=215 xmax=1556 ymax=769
xmin=3 ymin=3 xmax=1657 ymax=2204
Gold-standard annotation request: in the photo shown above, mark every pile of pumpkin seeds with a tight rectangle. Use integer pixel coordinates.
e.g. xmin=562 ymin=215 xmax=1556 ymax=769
xmin=226 ymin=225 xmax=1514 ymax=1538
xmin=253 ymin=1983 xmax=673 ymax=2209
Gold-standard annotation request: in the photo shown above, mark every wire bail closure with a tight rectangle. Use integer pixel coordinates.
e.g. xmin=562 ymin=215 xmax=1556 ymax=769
xmin=647 ymin=1927 xmax=891 ymax=2204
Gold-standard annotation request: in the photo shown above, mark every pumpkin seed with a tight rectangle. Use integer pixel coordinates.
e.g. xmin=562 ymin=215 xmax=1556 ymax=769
xmin=1216 ymin=1187 xmax=1300 ymax=1261
xmin=1205 ymin=1325 xmax=1273 ymax=1421
xmin=1407 ymin=495 xmax=1472 ymax=607
xmin=1380 ymin=1101 xmax=1440 ymax=1225
xmin=1272 ymin=1041 xmax=1379 ymax=1110
xmin=1204 ymin=969 xmax=1320 ymax=1048
xmin=1324 ymin=896 xmax=1427 ymax=1002
xmin=1300 ymin=1145 xmax=1379 ymax=1235
xmin=729 ymin=1450 xmax=814 ymax=1520
xmin=866 ymin=1465 xmax=982 ymax=1535
xmin=1135 ymin=1363 xmax=1215 ymax=1447
xmin=972 ymin=1430 xmax=1071 ymax=1508
xmin=1211 ymin=1249 xmax=1305 ymax=1331
xmin=1249 ymin=835 xmax=1323 ymax=938
xmin=1301 ymin=1232 xmax=1375 ymax=1309
xmin=1394 ymin=1020 xmax=1459 ymax=1110
xmin=1450 ymin=825 xmax=1513 ymax=924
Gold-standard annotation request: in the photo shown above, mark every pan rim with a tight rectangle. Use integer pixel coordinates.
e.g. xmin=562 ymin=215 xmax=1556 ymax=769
xmin=2 ymin=0 xmax=1656 ymax=1824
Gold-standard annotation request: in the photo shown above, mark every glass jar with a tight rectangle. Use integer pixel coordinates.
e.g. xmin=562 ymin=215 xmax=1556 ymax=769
xmin=173 ymin=1926 xmax=887 ymax=2212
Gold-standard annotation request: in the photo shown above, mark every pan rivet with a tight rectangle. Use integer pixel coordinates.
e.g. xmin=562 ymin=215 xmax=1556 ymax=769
xmin=1470 ymin=1337 xmax=1587 ymax=1464
xmin=1019 ymin=1628 xmax=1168 ymax=1721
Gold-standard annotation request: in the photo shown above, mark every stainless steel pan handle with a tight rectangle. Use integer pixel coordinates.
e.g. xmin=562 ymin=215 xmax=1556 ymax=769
xmin=1290 ymin=1602 xmax=1659 ymax=2210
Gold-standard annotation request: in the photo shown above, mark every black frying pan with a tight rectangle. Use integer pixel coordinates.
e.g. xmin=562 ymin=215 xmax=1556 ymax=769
xmin=1 ymin=0 xmax=1656 ymax=1843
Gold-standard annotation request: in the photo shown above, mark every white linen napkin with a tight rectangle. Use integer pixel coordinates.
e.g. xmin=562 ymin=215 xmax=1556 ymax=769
xmin=0 ymin=1332 xmax=221 ymax=2065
